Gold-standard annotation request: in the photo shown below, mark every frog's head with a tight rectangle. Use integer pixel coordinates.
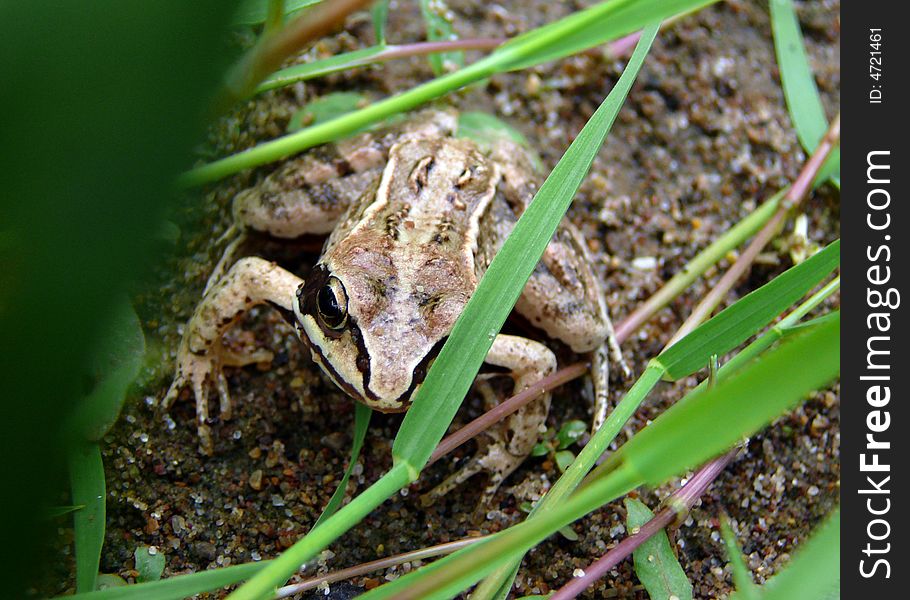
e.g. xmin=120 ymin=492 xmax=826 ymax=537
xmin=293 ymin=138 xmax=498 ymax=411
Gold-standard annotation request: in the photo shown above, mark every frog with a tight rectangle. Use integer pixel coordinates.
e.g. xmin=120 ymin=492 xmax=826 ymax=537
xmin=164 ymin=109 xmax=623 ymax=504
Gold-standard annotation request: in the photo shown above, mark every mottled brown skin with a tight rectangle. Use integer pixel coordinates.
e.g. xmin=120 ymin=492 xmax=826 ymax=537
xmin=296 ymin=138 xmax=499 ymax=408
xmin=165 ymin=110 xmax=619 ymax=502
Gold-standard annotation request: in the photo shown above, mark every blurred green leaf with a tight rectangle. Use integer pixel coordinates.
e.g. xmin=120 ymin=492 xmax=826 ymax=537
xmin=420 ymin=0 xmax=463 ymax=74
xmin=625 ymin=498 xmax=693 ymax=600
xmin=134 ymin=547 xmax=166 ymax=583
xmin=288 ymin=91 xmax=369 ymax=132
xmin=531 ymin=442 xmax=550 ymax=457
xmin=457 ymin=111 xmax=530 ymax=148
xmin=0 ymin=1 xmax=237 ymax=591
xmin=371 ymin=0 xmax=390 ymax=45
xmin=70 ymin=443 xmax=106 ymax=593
xmin=769 ymin=0 xmax=839 ymax=187
xmin=69 ymin=299 xmax=146 ymax=441
xmin=456 ymin=111 xmax=543 ymax=172
xmin=259 ymin=47 xmax=386 ymax=93
xmin=656 ymin=240 xmax=839 ymax=380
xmin=96 ymin=575 xmax=129 ymax=589
xmin=555 ymin=420 xmax=587 ymax=449
xmin=557 ymin=525 xmax=579 ymax=541
xmin=233 ymin=0 xmax=322 ymax=25
xmin=554 ymin=450 xmax=575 ymax=473
xmin=59 ymin=562 xmax=267 ymax=600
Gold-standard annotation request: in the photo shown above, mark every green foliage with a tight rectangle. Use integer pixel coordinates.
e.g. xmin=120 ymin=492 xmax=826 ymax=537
xmin=258 ymin=47 xmax=385 ymax=93
xmin=554 ymin=450 xmax=575 ymax=473
xmin=134 ymin=547 xmax=166 ymax=583
xmin=288 ymin=91 xmax=369 ymax=132
xmin=69 ymin=299 xmax=146 ymax=441
xmin=233 ymin=0 xmax=322 ymax=25
xmin=556 ymin=420 xmax=587 ymax=450
xmin=1 ymin=2 xmax=234 ymax=592
xmin=419 ymin=0 xmax=464 ymax=74
xmin=55 ymin=563 xmax=267 ymax=600
xmin=625 ymin=498 xmax=693 ymax=600
xmin=769 ymin=0 xmax=839 ymax=187
xmin=607 ymin=313 xmax=839 ymax=485
xmin=69 ymin=443 xmax=106 ymax=593
xmin=457 ymin=111 xmax=543 ymax=170
xmin=371 ymin=0 xmax=390 ymax=44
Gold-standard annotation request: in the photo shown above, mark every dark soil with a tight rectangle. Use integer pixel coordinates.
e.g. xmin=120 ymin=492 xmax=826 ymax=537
xmin=54 ymin=1 xmax=840 ymax=598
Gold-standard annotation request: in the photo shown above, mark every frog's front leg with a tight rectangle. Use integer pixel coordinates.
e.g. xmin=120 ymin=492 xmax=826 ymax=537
xmin=422 ymin=334 xmax=556 ymax=508
xmin=164 ymin=257 xmax=303 ymax=454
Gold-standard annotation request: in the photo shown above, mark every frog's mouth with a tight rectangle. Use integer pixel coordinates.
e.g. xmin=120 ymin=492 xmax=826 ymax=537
xmin=298 ymin=325 xmax=444 ymax=414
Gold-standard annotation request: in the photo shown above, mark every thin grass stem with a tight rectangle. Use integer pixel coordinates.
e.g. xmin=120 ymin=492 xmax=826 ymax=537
xmin=273 ymin=536 xmax=488 ymax=597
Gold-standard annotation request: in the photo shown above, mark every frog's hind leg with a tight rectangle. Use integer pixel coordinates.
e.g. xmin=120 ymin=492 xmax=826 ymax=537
xmin=421 ymin=334 xmax=556 ymax=510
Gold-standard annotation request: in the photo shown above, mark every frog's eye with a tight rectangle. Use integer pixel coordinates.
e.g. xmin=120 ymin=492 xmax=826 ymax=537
xmin=317 ymin=276 xmax=348 ymax=330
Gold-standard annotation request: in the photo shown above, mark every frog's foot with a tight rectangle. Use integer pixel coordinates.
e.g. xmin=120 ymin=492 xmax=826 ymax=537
xmin=164 ymin=339 xmax=274 ymax=454
xmin=420 ymin=335 xmax=556 ymax=511
xmin=163 ymin=346 xmax=221 ymax=455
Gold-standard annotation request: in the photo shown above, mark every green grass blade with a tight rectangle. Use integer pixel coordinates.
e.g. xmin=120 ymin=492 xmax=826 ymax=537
xmin=256 ymin=46 xmax=386 ymax=93
xmin=312 ymin=403 xmax=372 ymax=528
xmin=626 ymin=498 xmax=693 ymax=600
xmin=68 ymin=299 xmax=146 ymax=441
xmin=769 ymin=0 xmax=839 ymax=187
xmin=606 ymin=313 xmax=839 ymax=485
xmin=181 ymin=0 xmax=718 ymax=186
xmin=233 ymin=0 xmax=322 ymax=25
xmin=69 ymin=443 xmax=106 ymax=593
xmin=371 ymin=0 xmax=389 ymax=45
xmin=59 ymin=562 xmax=267 ymax=600
xmin=655 ymin=239 xmax=839 ymax=380
xmin=419 ymin=0 xmax=463 ymax=74
xmin=499 ymin=0 xmax=712 ymax=71
xmin=391 ymin=22 xmax=661 ymax=473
